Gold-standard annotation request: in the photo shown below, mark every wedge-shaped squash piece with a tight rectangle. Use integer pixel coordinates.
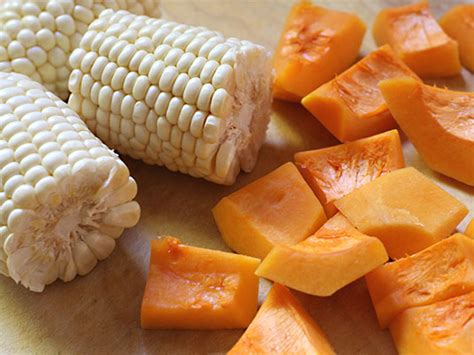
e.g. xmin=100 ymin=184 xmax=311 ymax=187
xmin=295 ymin=130 xmax=405 ymax=217
xmin=390 ymin=291 xmax=474 ymax=354
xmin=335 ymin=167 xmax=468 ymax=259
xmin=466 ymin=219 xmax=474 ymax=239
xmin=380 ymin=77 xmax=474 ymax=186
xmin=228 ymin=284 xmax=335 ymax=354
xmin=302 ymin=45 xmax=420 ymax=142
xmin=256 ymin=214 xmax=388 ymax=297
xmin=213 ymin=162 xmax=326 ymax=259
xmin=140 ymin=237 xmax=260 ymax=330
xmin=365 ymin=233 xmax=474 ymax=329
xmin=373 ymin=1 xmax=461 ymax=77
xmin=439 ymin=4 xmax=474 ymax=72
xmin=273 ymin=0 xmax=366 ymax=101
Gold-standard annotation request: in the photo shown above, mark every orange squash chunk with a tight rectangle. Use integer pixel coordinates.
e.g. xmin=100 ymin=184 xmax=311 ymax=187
xmin=140 ymin=237 xmax=260 ymax=330
xmin=213 ymin=162 xmax=326 ymax=259
xmin=295 ymin=130 xmax=405 ymax=217
xmin=373 ymin=1 xmax=461 ymax=77
xmin=466 ymin=219 xmax=474 ymax=239
xmin=273 ymin=0 xmax=366 ymax=101
xmin=439 ymin=4 xmax=474 ymax=72
xmin=256 ymin=213 xmax=388 ymax=297
xmin=335 ymin=167 xmax=468 ymax=259
xmin=302 ymin=45 xmax=419 ymax=142
xmin=380 ymin=76 xmax=474 ymax=186
xmin=389 ymin=291 xmax=474 ymax=355
xmin=228 ymin=284 xmax=335 ymax=354
xmin=365 ymin=233 xmax=474 ymax=329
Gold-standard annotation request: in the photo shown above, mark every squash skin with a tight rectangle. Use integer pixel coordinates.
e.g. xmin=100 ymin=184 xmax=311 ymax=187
xmin=466 ymin=219 xmax=474 ymax=239
xmin=365 ymin=233 xmax=474 ymax=329
xmin=295 ymin=129 xmax=405 ymax=218
xmin=334 ymin=167 xmax=468 ymax=259
xmin=301 ymin=45 xmax=419 ymax=142
xmin=228 ymin=284 xmax=335 ymax=354
xmin=373 ymin=1 xmax=461 ymax=78
xmin=256 ymin=213 xmax=388 ymax=297
xmin=273 ymin=0 xmax=366 ymax=101
xmin=380 ymin=76 xmax=474 ymax=186
xmin=213 ymin=162 xmax=326 ymax=259
xmin=140 ymin=237 xmax=260 ymax=330
xmin=439 ymin=4 xmax=474 ymax=72
xmin=389 ymin=291 xmax=474 ymax=354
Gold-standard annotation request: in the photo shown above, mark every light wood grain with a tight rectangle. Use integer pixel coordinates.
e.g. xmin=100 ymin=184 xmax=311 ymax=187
xmin=1 ymin=1 xmax=473 ymax=354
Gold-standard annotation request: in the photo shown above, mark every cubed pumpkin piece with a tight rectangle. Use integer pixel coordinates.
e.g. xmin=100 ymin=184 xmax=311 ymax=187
xmin=228 ymin=284 xmax=335 ymax=354
xmin=213 ymin=162 xmax=326 ymax=259
xmin=439 ymin=4 xmax=474 ymax=72
xmin=365 ymin=233 xmax=474 ymax=329
xmin=466 ymin=219 xmax=474 ymax=239
xmin=334 ymin=167 xmax=468 ymax=259
xmin=256 ymin=213 xmax=388 ymax=297
xmin=302 ymin=45 xmax=419 ymax=142
xmin=379 ymin=76 xmax=474 ymax=186
xmin=273 ymin=0 xmax=366 ymax=101
xmin=140 ymin=237 xmax=260 ymax=330
xmin=373 ymin=1 xmax=461 ymax=77
xmin=389 ymin=291 xmax=474 ymax=354
xmin=295 ymin=130 xmax=405 ymax=217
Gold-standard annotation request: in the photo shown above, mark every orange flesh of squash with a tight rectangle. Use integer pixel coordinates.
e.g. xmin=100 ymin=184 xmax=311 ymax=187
xmin=228 ymin=284 xmax=335 ymax=355
xmin=389 ymin=291 xmax=474 ymax=355
xmin=439 ymin=4 xmax=474 ymax=72
xmin=301 ymin=45 xmax=420 ymax=142
xmin=334 ymin=167 xmax=468 ymax=260
xmin=373 ymin=1 xmax=461 ymax=77
xmin=365 ymin=233 xmax=474 ymax=329
xmin=273 ymin=0 xmax=366 ymax=101
xmin=466 ymin=219 xmax=474 ymax=239
xmin=255 ymin=213 xmax=388 ymax=297
xmin=212 ymin=162 xmax=326 ymax=259
xmin=380 ymin=76 xmax=474 ymax=186
xmin=140 ymin=237 xmax=260 ymax=330
xmin=295 ymin=129 xmax=405 ymax=217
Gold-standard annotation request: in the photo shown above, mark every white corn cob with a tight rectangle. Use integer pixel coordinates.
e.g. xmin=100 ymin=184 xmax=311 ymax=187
xmin=69 ymin=10 xmax=272 ymax=185
xmin=0 ymin=72 xmax=140 ymax=292
xmin=0 ymin=0 xmax=161 ymax=100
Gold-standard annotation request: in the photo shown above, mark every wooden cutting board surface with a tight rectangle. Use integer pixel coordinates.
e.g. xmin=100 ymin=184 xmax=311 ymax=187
xmin=1 ymin=0 xmax=473 ymax=354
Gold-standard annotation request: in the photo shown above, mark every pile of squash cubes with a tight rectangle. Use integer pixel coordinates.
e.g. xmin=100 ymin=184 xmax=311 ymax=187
xmin=141 ymin=1 xmax=474 ymax=354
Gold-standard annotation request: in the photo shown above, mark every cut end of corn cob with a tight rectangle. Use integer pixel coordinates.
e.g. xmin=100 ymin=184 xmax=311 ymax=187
xmin=0 ymin=0 xmax=161 ymax=100
xmin=0 ymin=72 xmax=140 ymax=292
xmin=69 ymin=10 xmax=273 ymax=185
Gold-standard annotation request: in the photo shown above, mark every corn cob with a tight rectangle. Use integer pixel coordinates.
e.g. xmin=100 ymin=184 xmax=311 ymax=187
xmin=69 ymin=10 xmax=273 ymax=185
xmin=0 ymin=72 xmax=140 ymax=292
xmin=0 ymin=0 xmax=161 ymax=100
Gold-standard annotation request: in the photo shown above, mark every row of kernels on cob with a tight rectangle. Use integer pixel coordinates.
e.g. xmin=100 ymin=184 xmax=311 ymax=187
xmin=0 ymin=0 xmax=161 ymax=99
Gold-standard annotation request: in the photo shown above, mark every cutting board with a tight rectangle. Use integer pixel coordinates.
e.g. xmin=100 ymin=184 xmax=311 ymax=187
xmin=1 ymin=0 xmax=473 ymax=354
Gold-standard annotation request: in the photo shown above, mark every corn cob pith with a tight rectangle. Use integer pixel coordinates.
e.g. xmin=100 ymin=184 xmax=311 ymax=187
xmin=0 ymin=72 xmax=140 ymax=292
xmin=69 ymin=10 xmax=273 ymax=185
xmin=0 ymin=0 xmax=161 ymax=100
